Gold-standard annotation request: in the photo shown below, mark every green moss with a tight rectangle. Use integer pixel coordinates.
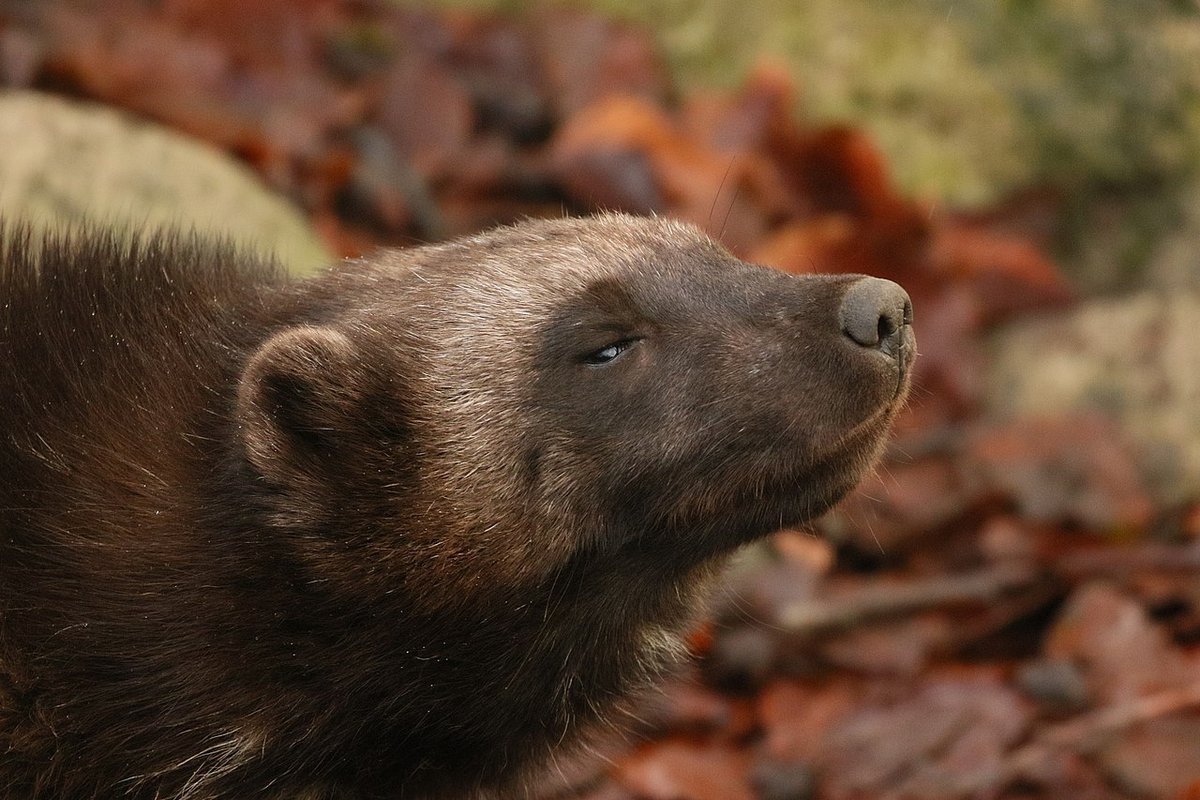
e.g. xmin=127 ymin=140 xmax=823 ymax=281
xmin=405 ymin=0 xmax=1200 ymax=286
xmin=412 ymin=0 xmax=1199 ymax=199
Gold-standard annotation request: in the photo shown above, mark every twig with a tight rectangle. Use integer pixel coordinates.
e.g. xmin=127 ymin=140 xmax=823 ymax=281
xmin=1057 ymin=541 xmax=1200 ymax=579
xmin=1003 ymin=680 xmax=1200 ymax=781
xmin=776 ymin=564 xmax=1040 ymax=636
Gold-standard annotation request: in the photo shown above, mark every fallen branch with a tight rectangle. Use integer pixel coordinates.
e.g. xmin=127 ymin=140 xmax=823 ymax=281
xmin=775 ymin=563 xmax=1041 ymax=636
xmin=1057 ymin=541 xmax=1200 ymax=579
xmin=1003 ymin=680 xmax=1200 ymax=781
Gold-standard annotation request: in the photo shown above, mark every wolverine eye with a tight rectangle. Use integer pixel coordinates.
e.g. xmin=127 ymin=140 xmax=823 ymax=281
xmin=584 ymin=338 xmax=639 ymax=366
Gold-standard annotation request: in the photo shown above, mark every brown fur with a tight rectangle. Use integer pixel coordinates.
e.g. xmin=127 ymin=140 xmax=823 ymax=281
xmin=0 ymin=214 xmax=913 ymax=799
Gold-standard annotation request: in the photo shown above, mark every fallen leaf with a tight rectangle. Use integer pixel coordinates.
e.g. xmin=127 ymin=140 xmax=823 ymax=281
xmin=618 ymin=739 xmax=754 ymax=800
xmin=819 ymin=672 xmax=1031 ymax=800
xmin=1099 ymin=716 xmax=1200 ymax=798
xmin=1044 ymin=582 xmax=1193 ymax=705
xmin=967 ymin=415 xmax=1155 ymax=534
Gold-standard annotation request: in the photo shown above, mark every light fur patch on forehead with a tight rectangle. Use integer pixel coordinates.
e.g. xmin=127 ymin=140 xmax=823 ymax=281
xmin=441 ymin=213 xmax=717 ymax=305
xmin=381 ymin=214 xmax=720 ymax=479
xmin=356 ymin=215 xmax=720 ymax=335
xmin=347 ymin=213 xmax=724 ymax=383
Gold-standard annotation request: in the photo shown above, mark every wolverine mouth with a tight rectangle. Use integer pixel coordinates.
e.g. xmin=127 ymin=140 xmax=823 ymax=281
xmin=722 ymin=332 xmax=914 ymax=544
xmin=893 ymin=325 xmax=917 ymax=399
xmin=685 ymin=414 xmax=894 ymax=553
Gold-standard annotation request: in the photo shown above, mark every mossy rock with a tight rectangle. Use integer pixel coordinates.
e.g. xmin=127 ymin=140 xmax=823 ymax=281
xmin=0 ymin=90 xmax=333 ymax=273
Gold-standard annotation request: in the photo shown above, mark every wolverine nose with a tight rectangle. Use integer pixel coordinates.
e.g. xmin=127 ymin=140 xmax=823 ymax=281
xmin=839 ymin=277 xmax=912 ymax=356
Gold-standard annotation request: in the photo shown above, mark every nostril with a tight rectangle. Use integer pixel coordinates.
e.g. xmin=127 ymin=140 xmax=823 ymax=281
xmin=876 ymin=314 xmax=897 ymax=343
xmin=839 ymin=277 xmax=912 ymax=351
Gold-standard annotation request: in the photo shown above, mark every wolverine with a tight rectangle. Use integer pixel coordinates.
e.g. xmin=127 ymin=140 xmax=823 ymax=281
xmin=0 ymin=214 xmax=913 ymax=799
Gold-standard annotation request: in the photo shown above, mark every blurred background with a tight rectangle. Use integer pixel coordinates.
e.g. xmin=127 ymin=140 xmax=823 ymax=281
xmin=1 ymin=1 xmax=1198 ymax=798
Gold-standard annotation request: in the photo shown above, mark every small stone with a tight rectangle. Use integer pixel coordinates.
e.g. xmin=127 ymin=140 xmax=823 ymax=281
xmin=750 ymin=759 xmax=815 ymax=800
xmin=1016 ymin=658 xmax=1091 ymax=713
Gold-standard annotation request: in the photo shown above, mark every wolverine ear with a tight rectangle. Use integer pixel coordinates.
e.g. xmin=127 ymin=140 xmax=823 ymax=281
xmin=236 ymin=325 xmax=367 ymax=485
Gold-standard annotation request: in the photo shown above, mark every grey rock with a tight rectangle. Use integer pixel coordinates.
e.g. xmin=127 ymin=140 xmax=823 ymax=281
xmin=0 ymin=90 xmax=332 ymax=273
